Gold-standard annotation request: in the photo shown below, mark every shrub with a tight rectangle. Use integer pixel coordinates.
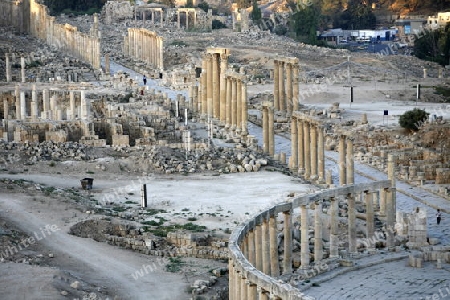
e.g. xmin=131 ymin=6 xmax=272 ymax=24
xmin=212 ymin=19 xmax=226 ymax=29
xmin=399 ymin=108 xmax=429 ymax=131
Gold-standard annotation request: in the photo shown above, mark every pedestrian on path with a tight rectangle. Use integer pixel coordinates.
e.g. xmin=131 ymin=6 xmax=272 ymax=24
xmin=143 ymin=75 xmax=147 ymax=85
xmin=436 ymin=209 xmax=442 ymax=225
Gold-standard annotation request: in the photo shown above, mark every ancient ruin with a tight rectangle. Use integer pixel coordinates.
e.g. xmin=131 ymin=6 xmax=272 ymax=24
xmin=0 ymin=0 xmax=449 ymax=299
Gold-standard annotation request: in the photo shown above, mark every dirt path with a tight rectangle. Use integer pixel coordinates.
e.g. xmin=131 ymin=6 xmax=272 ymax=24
xmin=0 ymin=190 xmax=187 ymax=300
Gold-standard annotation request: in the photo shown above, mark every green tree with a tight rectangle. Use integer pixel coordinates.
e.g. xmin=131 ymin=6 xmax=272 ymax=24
xmin=197 ymin=1 xmax=209 ymax=12
xmin=333 ymin=1 xmax=376 ymax=29
xmin=399 ymin=108 xmax=429 ymax=132
xmin=290 ymin=3 xmax=320 ymax=44
xmin=413 ymin=24 xmax=450 ymax=66
xmin=251 ymin=0 xmax=261 ymax=23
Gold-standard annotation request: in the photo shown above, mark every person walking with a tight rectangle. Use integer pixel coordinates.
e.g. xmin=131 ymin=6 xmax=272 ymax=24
xmin=143 ymin=75 xmax=147 ymax=85
xmin=436 ymin=209 xmax=442 ymax=225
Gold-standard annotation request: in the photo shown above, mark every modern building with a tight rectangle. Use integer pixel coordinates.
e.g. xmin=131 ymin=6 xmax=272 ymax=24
xmin=427 ymin=12 xmax=450 ymax=29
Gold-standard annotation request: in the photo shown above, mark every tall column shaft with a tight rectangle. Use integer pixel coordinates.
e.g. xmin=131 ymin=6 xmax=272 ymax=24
xmin=206 ymin=54 xmax=213 ymax=118
xmin=219 ymin=54 xmax=228 ymax=122
xmin=226 ymin=77 xmax=232 ymax=127
xmin=290 ymin=117 xmax=298 ymax=171
xmin=255 ymin=224 xmax=262 ymax=271
xmin=314 ymin=203 xmax=323 ymax=262
xmin=231 ymin=79 xmax=237 ymax=129
xmin=248 ymin=230 xmax=255 ymax=266
xmin=292 ymin=63 xmax=299 ymax=111
xmin=330 ymin=197 xmax=339 ymax=257
xmin=283 ymin=211 xmax=292 ymax=274
xmin=240 ymin=275 xmax=247 ymax=300
xmin=236 ymin=80 xmax=242 ymax=131
xmin=21 ymin=56 xmax=26 ymax=83
xmin=318 ymin=126 xmax=325 ymax=182
xmin=262 ymin=219 xmax=270 ymax=275
xmin=304 ymin=122 xmax=311 ymax=179
xmin=346 ymin=138 xmax=354 ymax=184
xmin=262 ymin=107 xmax=269 ymax=153
xmin=310 ymin=124 xmax=318 ymax=179
xmin=241 ymin=83 xmax=248 ymax=134
xmin=5 ymin=54 xmax=11 ymax=82
xmin=300 ymin=205 xmax=310 ymax=268
xmin=279 ymin=62 xmax=285 ymax=112
xmin=273 ymin=60 xmax=279 ymax=111
xmin=212 ymin=53 xmax=219 ymax=118
xmin=269 ymin=216 xmax=280 ymax=277
xmin=248 ymin=284 xmax=257 ymax=300
xmin=339 ymin=135 xmax=347 ymax=185
xmin=297 ymin=120 xmax=304 ymax=172
xmin=201 ymin=58 xmax=207 ymax=116
xmin=268 ymin=106 xmax=274 ymax=156
xmin=348 ymin=194 xmax=357 ymax=254
xmin=20 ymin=91 xmax=26 ymax=120
xmin=386 ymin=188 xmax=396 ymax=249
xmin=229 ymin=261 xmax=235 ymax=299
xmin=286 ymin=63 xmax=293 ymax=115
xmin=365 ymin=192 xmax=374 ymax=248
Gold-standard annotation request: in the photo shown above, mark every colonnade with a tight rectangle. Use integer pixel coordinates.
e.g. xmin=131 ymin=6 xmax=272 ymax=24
xmin=273 ymin=57 xmax=299 ymax=115
xmin=229 ymin=180 xmax=397 ymax=300
xmin=224 ymin=71 xmax=248 ymax=134
xmin=290 ymin=113 xmax=325 ymax=182
xmin=123 ymin=28 xmax=164 ymax=71
xmin=29 ymin=0 xmax=100 ymax=69
xmin=198 ymin=48 xmax=230 ymax=121
xmin=0 ymin=86 xmax=90 ymax=121
xmin=138 ymin=8 xmax=164 ymax=26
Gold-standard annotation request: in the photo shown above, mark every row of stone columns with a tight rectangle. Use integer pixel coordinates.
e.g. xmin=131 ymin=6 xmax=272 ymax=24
xmin=123 ymin=28 xmax=164 ymax=71
xmin=273 ymin=58 xmax=299 ymax=116
xmin=224 ymin=72 xmax=248 ymax=134
xmin=229 ymin=181 xmax=397 ymax=299
xmin=198 ymin=48 xmax=230 ymax=122
xmin=1 ymin=86 xmax=89 ymax=121
xmin=29 ymin=2 xmax=100 ymax=69
xmin=290 ymin=114 xmax=325 ymax=182
xmin=339 ymin=135 xmax=355 ymax=186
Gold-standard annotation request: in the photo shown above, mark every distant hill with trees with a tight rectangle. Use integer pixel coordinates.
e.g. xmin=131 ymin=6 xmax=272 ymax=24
xmin=44 ymin=0 xmax=108 ymax=15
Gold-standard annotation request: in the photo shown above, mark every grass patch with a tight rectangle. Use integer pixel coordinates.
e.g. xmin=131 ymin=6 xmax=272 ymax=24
xmin=145 ymin=208 xmax=167 ymax=215
xmin=187 ymin=217 xmax=197 ymax=221
xmin=86 ymin=171 xmax=95 ymax=174
xmin=124 ymin=200 xmax=134 ymax=204
xmin=112 ymin=206 xmax=127 ymax=212
xmin=166 ymin=257 xmax=184 ymax=272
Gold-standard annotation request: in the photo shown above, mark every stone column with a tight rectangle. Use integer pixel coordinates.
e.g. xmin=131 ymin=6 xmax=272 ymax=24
xmin=5 ymin=53 xmax=11 ymax=82
xmin=379 ymin=188 xmax=386 ymax=216
xmin=69 ymin=91 xmax=75 ymax=119
xmin=241 ymin=237 xmax=248 ymax=258
xmin=283 ymin=210 xmax=292 ymax=274
xmin=42 ymin=88 xmax=49 ymax=119
xmin=212 ymin=53 xmax=220 ymax=119
xmin=248 ymin=229 xmax=255 ymax=266
xmin=207 ymin=54 xmax=213 ymax=118
xmin=240 ymin=274 xmax=247 ymax=300
xmin=386 ymin=188 xmax=396 ymax=250
xmin=297 ymin=120 xmax=304 ymax=173
xmin=310 ymin=124 xmax=318 ymax=180
xmin=15 ymin=85 xmax=20 ymax=119
xmin=290 ymin=117 xmax=298 ymax=171
xmin=3 ymin=97 xmax=9 ymax=120
xmin=248 ymin=283 xmax=257 ymax=300
xmin=278 ymin=61 xmax=285 ymax=112
xmin=286 ymin=63 xmax=293 ymax=115
xmin=292 ymin=62 xmax=299 ymax=111
xmin=314 ymin=203 xmax=323 ymax=262
xmin=304 ymin=121 xmax=311 ymax=179
xmin=330 ymin=197 xmax=339 ymax=257
xmin=105 ymin=54 xmax=110 ymax=75
xmin=273 ymin=60 xmax=279 ymax=111
xmin=177 ymin=12 xmax=180 ymax=29
xmin=241 ymin=83 xmax=248 ymax=135
xmin=20 ymin=91 xmax=26 ymax=120
xmin=255 ymin=223 xmax=262 ymax=271
xmin=262 ymin=218 xmax=270 ymax=275
xmin=262 ymin=105 xmax=269 ymax=153
xmin=388 ymin=154 xmax=396 ymax=188
xmin=21 ymin=56 xmax=26 ymax=83
xmin=219 ymin=53 xmax=228 ymax=122
xmin=234 ymin=271 xmax=241 ymax=300
xmin=226 ymin=77 xmax=232 ymax=127
xmin=231 ymin=78 xmax=237 ymax=130
xmin=365 ymin=192 xmax=374 ymax=249
xmin=339 ymin=135 xmax=347 ymax=185
xmin=31 ymin=85 xmax=38 ymax=120
xmin=269 ymin=215 xmax=280 ymax=277
xmin=201 ymin=57 xmax=207 ymax=116
xmin=300 ymin=205 xmax=309 ymax=268
xmin=228 ymin=261 xmax=234 ymax=299
xmin=268 ymin=105 xmax=274 ymax=156
xmin=347 ymin=193 xmax=357 ymax=254
xmin=318 ymin=126 xmax=325 ymax=183
xmin=258 ymin=288 xmax=270 ymax=300
xmin=346 ymin=138 xmax=354 ymax=184
xmin=236 ymin=79 xmax=242 ymax=133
